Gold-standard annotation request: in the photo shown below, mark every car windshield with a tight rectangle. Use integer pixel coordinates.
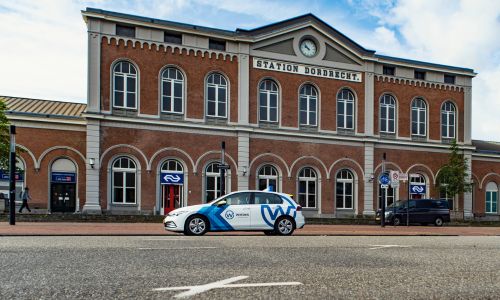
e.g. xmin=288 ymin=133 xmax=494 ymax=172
xmin=387 ymin=200 xmax=407 ymax=209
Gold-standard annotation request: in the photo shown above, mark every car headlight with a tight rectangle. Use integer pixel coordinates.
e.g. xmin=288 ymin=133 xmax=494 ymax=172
xmin=168 ymin=210 xmax=188 ymax=217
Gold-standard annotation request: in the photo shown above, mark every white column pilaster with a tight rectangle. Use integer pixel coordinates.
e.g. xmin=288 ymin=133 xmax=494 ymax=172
xmin=237 ymin=43 xmax=250 ymax=126
xmin=83 ymin=119 xmax=102 ymax=214
xmin=363 ymin=142 xmax=375 ymax=216
xmin=364 ymin=62 xmax=375 ymax=136
xmin=237 ymin=132 xmax=250 ymax=190
xmin=464 ymin=86 xmax=472 ymax=144
xmin=87 ymin=19 xmax=101 ymax=113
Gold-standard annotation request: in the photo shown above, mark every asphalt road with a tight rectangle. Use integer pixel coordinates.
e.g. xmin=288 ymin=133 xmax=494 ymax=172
xmin=1 ymin=235 xmax=499 ymax=299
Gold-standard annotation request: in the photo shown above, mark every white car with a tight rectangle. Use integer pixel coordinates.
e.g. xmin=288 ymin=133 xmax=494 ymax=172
xmin=163 ymin=190 xmax=305 ymax=236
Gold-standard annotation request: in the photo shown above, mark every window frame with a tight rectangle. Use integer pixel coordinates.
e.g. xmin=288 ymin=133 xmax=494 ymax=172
xmin=411 ymin=98 xmax=427 ymax=137
xmin=205 ymin=162 xmax=225 ymax=203
xmin=336 ymin=88 xmax=355 ymax=130
xmin=441 ymin=101 xmax=456 ymax=139
xmin=297 ymin=167 xmax=317 ymax=209
xmin=112 ymin=61 xmax=138 ymax=110
xmin=205 ymin=72 xmax=228 ymax=119
xmin=299 ymin=84 xmax=318 ymax=127
xmin=111 ymin=157 xmax=137 ymax=204
xmin=485 ymin=182 xmax=498 ymax=214
xmin=335 ymin=169 xmax=354 ymax=209
xmin=379 ymin=94 xmax=396 ymax=134
xmin=160 ymin=67 xmax=185 ymax=114
xmin=257 ymin=165 xmax=279 ymax=192
xmin=258 ymin=79 xmax=279 ymax=123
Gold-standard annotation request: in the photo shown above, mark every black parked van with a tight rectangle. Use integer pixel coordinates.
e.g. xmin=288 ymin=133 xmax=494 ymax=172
xmin=376 ymin=199 xmax=451 ymax=226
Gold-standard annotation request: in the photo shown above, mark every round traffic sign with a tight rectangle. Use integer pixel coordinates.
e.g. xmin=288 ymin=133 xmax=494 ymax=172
xmin=379 ymin=174 xmax=390 ymax=185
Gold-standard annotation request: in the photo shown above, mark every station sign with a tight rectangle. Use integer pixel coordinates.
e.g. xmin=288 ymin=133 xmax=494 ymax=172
xmin=51 ymin=172 xmax=76 ymax=183
xmin=410 ymin=184 xmax=426 ymax=195
xmin=253 ymin=58 xmax=362 ymax=83
xmin=161 ymin=172 xmax=184 ymax=185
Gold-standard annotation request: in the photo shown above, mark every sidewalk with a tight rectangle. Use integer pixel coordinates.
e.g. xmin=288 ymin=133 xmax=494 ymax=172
xmin=1 ymin=222 xmax=499 ymax=236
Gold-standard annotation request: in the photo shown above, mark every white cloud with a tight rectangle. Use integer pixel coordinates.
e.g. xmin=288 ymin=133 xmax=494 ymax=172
xmin=353 ymin=0 xmax=500 ymax=141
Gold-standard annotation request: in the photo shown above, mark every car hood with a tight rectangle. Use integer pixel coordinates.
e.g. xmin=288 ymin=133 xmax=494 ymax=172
xmin=169 ymin=204 xmax=210 ymax=214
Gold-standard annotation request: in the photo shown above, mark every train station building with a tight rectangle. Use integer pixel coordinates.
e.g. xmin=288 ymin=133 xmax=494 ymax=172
xmin=1 ymin=8 xmax=500 ymax=220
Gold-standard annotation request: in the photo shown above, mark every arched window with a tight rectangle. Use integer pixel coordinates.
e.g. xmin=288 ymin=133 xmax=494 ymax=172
xmin=112 ymin=157 xmax=137 ymax=204
xmin=486 ymin=182 xmax=498 ymax=214
xmin=206 ymin=73 xmax=228 ymax=118
xmin=337 ymin=89 xmax=355 ymax=130
xmin=441 ymin=101 xmax=456 ymax=139
xmin=161 ymin=159 xmax=183 ymax=172
xmin=259 ymin=80 xmax=279 ymax=122
xmin=161 ymin=67 xmax=184 ymax=114
xmin=258 ymin=165 xmax=278 ymax=192
xmin=336 ymin=169 xmax=353 ymax=209
xmin=0 ymin=158 xmax=25 ymax=201
xmin=50 ymin=158 xmax=77 ymax=213
xmin=113 ymin=61 xmax=137 ymax=109
xmin=205 ymin=163 xmax=222 ymax=202
xmin=298 ymin=167 xmax=317 ymax=208
xmin=299 ymin=84 xmax=318 ymax=126
xmin=380 ymin=94 xmax=396 ymax=134
xmin=379 ymin=184 xmax=395 ymax=208
xmin=161 ymin=159 xmax=184 ymax=211
xmin=411 ymin=98 xmax=427 ymax=136
xmin=409 ymin=173 xmax=426 ymax=199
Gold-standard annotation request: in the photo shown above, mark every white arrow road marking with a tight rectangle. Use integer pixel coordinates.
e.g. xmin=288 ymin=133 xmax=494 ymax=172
xmin=153 ymin=276 xmax=303 ymax=298
xmin=139 ymin=247 xmax=217 ymax=250
xmin=368 ymin=245 xmax=412 ymax=250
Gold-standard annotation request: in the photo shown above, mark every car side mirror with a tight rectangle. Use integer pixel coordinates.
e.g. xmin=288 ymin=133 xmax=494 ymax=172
xmin=216 ymin=200 xmax=227 ymax=207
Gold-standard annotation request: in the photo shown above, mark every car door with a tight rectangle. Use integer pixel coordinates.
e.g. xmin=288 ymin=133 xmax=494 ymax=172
xmin=217 ymin=192 xmax=252 ymax=230
xmin=250 ymin=192 xmax=284 ymax=229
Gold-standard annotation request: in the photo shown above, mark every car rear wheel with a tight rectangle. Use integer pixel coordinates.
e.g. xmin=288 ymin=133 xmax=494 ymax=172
xmin=185 ymin=215 xmax=209 ymax=235
xmin=393 ymin=217 xmax=401 ymax=226
xmin=274 ymin=216 xmax=295 ymax=236
xmin=434 ymin=217 xmax=444 ymax=227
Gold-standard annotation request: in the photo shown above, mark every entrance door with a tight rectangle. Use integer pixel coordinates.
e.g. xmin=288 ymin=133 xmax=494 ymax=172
xmin=51 ymin=183 xmax=76 ymax=212
xmin=162 ymin=185 xmax=181 ymax=215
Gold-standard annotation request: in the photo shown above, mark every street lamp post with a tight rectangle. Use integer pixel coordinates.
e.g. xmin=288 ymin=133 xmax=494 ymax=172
xmin=9 ymin=125 xmax=16 ymax=226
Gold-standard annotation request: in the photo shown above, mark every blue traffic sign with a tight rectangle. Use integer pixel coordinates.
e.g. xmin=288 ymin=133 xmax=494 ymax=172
xmin=379 ymin=174 xmax=390 ymax=185
xmin=161 ymin=172 xmax=184 ymax=185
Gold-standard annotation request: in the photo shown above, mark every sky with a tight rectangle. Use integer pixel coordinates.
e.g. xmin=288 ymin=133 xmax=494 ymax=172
xmin=0 ymin=0 xmax=499 ymax=141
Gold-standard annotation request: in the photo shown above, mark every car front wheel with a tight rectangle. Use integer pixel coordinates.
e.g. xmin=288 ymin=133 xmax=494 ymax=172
xmin=393 ymin=217 xmax=401 ymax=226
xmin=185 ymin=215 xmax=209 ymax=235
xmin=274 ymin=216 xmax=295 ymax=236
xmin=434 ymin=217 xmax=444 ymax=227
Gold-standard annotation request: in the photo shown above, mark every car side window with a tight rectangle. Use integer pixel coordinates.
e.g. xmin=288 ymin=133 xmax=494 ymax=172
xmin=432 ymin=200 xmax=448 ymax=209
xmin=254 ymin=192 xmax=283 ymax=205
xmin=408 ymin=200 xmax=417 ymax=209
xmin=223 ymin=192 xmax=251 ymax=205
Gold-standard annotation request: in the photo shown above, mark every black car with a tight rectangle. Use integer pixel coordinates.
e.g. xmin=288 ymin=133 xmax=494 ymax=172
xmin=376 ymin=199 xmax=450 ymax=226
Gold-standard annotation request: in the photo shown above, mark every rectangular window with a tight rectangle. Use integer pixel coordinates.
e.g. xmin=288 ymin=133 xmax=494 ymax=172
xmin=116 ymin=24 xmax=135 ymax=37
xmin=164 ymin=32 xmax=182 ymax=44
xmin=209 ymin=39 xmax=226 ymax=51
xmin=383 ymin=66 xmax=395 ymax=76
xmin=444 ymin=74 xmax=456 ymax=84
xmin=414 ymin=70 xmax=426 ymax=80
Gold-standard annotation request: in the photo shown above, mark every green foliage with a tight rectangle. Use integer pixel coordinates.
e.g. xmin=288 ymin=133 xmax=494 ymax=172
xmin=0 ymin=100 xmax=10 ymax=169
xmin=436 ymin=139 xmax=472 ymax=198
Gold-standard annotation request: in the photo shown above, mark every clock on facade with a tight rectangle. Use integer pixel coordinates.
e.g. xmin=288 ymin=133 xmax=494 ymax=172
xmin=300 ymin=39 xmax=317 ymax=57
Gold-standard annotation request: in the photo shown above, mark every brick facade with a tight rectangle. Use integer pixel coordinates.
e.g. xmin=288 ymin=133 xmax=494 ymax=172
xmin=3 ymin=8 xmax=500 ymax=221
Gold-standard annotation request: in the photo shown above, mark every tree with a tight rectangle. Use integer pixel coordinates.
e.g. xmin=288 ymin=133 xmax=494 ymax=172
xmin=0 ymin=100 xmax=10 ymax=169
xmin=436 ymin=139 xmax=472 ymax=201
